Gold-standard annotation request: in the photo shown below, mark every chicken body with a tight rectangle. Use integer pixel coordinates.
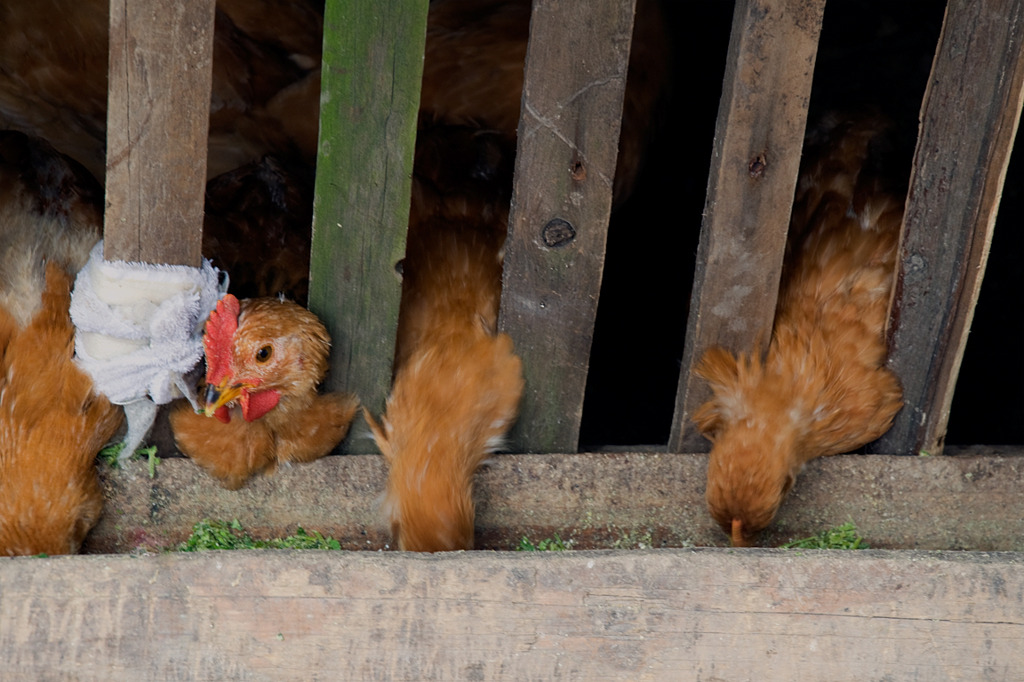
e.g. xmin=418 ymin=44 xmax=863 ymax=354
xmin=202 ymin=155 xmax=314 ymax=304
xmin=3 ymin=0 xmax=666 ymax=310
xmin=169 ymin=294 xmax=358 ymax=490
xmin=0 ymin=131 xmax=122 ymax=556
xmin=693 ymin=114 xmax=905 ymax=546
xmin=0 ymin=0 xmax=324 ymax=182
xmin=366 ymin=126 xmax=523 ymax=552
xmin=365 ymin=2 xmax=665 ymax=549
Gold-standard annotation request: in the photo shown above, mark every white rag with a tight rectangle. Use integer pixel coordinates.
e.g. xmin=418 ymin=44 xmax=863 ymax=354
xmin=70 ymin=241 xmax=227 ymax=461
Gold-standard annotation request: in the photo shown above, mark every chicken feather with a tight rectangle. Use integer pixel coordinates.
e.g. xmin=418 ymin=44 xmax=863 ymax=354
xmin=0 ymin=265 xmax=122 ymax=556
xmin=693 ymin=113 xmax=905 ymax=546
xmin=366 ymin=126 xmax=524 ymax=552
xmin=0 ymin=131 xmax=121 ymax=555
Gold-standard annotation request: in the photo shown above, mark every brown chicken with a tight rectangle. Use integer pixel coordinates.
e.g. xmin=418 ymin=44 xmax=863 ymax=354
xmin=202 ymin=155 xmax=314 ymax=304
xmin=365 ymin=125 xmax=524 ymax=551
xmin=168 ymin=293 xmax=358 ymax=490
xmin=0 ymin=0 xmax=323 ymax=181
xmin=692 ymin=113 xmax=905 ymax=546
xmin=2 ymin=0 xmax=665 ymax=307
xmin=0 ymin=130 xmax=123 ymax=556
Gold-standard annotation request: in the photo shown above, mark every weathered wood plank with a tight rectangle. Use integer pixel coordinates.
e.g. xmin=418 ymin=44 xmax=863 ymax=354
xmin=875 ymin=0 xmax=1024 ymax=455
xmin=2 ymin=549 xmax=1022 ymax=681
xmin=498 ymin=0 xmax=636 ymax=453
xmin=104 ymin=0 xmax=214 ymax=266
xmin=668 ymin=0 xmax=825 ymax=454
xmin=84 ymin=451 xmax=1024 ymax=554
xmin=309 ymin=0 xmax=428 ymax=452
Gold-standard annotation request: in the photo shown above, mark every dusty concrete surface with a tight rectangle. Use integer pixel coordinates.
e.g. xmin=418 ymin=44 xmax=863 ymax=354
xmin=84 ymin=449 xmax=1024 ymax=553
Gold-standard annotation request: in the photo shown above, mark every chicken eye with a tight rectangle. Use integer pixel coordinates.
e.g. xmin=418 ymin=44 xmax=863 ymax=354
xmin=255 ymin=345 xmax=273 ymax=363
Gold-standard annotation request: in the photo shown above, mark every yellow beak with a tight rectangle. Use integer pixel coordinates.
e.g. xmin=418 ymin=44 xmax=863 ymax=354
xmin=204 ymin=381 xmax=244 ymax=418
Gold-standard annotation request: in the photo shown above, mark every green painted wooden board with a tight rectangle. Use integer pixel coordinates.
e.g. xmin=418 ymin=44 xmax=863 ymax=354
xmin=309 ymin=0 xmax=428 ymax=452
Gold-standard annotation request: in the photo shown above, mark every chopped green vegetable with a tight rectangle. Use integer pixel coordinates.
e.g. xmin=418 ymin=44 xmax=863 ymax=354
xmin=781 ymin=522 xmax=868 ymax=549
xmin=177 ymin=519 xmax=341 ymax=551
xmin=99 ymin=443 xmax=160 ymax=478
xmin=516 ymin=534 xmax=571 ymax=552
xmin=140 ymin=445 xmax=158 ymax=478
xmin=98 ymin=442 xmax=126 ymax=466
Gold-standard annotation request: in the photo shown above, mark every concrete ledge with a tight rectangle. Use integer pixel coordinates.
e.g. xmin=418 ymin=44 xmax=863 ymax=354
xmin=84 ymin=450 xmax=1024 ymax=553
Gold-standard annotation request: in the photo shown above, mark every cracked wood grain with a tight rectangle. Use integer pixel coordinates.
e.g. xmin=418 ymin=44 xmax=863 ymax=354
xmin=85 ymin=448 xmax=1024 ymax=553
xmin=499 ymin=0 xmax=637 ymax=453
xmin=670 ymin=0 xmax=826 ymax=453
xmin=103 ymin=0 xmax=214 ymax=266
xmin=873 ymin=0 xmax=1024 ymax=455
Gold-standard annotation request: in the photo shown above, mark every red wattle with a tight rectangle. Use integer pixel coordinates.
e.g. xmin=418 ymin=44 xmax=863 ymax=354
xmin=240 ymin=389 xmax=281 ymax=422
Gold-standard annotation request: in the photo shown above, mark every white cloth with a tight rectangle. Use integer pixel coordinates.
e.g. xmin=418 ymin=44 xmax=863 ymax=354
xmin=70 ymin=241 xmax=227 ymax=461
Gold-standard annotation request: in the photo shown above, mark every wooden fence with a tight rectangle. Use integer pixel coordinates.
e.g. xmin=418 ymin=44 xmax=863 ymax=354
xmin=4 ymin=0 xmax=1024 ymax=678
xmin=99 ymin=0 xmax=1024 ymax=458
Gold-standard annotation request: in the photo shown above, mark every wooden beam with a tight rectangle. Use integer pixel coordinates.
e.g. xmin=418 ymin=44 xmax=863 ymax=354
xmin=309 ymin=0 xmax=428 ymax=451
xmin=499 ymin=0 xmax=636 ymax=453
xmin=669 ymin=0 xmax=826 ymax=453
xmin=874 ymin=0 xmax=1024 ymax=455
xmin=84 ymin=451 xmax=1024 ymax=554
xmin=104 ymin=0 xmax=214 ymax=266
xmin=3 ymin=549 xmax=1023 ymax=679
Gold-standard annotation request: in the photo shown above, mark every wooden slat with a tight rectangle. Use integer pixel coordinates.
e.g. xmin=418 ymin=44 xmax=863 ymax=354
xmin=103 ymin=0 xmax=214 ymax=266
xmin=498 ymin=0 xmax=636 ymax=453
xmin=668 ymin=0 xmax=826 ymax=453
xmin=874 ymin=0 xmax=1024 ymax=455
xmin=84 ymin=451 xmax=1024 ymax=554
xmin=3 ymin=549 xmax=1023 ymax=680
xmin=309 ymin=0 xmax=428 ymax=452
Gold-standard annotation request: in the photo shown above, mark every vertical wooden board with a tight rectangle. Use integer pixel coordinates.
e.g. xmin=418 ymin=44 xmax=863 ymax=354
xmin=498 ymin=0 xmax=636 ymax=453
xmin=874 ymin=0 xmax=1024 ymax=455
xmin=669 ymin=0 xmax=825 ymax=453
xmin=104 ymin=0 xmax=214 ymax=266
xmin=309 ymin=0 xmax=428 ymax=452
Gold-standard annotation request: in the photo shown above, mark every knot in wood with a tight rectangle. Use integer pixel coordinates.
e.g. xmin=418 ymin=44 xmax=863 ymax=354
xmin=571 ymin=159 xmax=587 ymax=182
xmin=542 ymin=219 xmax=576 ymax=248
xmin=748 ymin=153 xmax=767 ymax=179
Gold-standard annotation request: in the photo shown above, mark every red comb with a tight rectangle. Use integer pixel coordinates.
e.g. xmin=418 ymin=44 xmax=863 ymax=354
xmin=204 ymin=294 xmax=240 ymax=385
